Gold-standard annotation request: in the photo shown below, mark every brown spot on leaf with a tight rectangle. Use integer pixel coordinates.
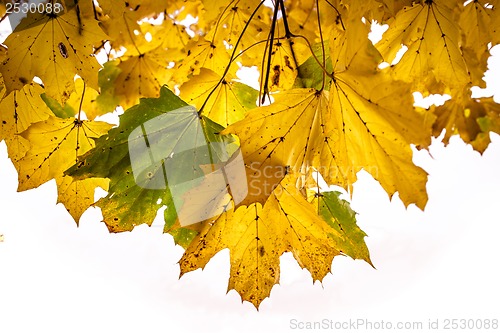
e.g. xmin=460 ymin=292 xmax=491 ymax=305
xmin=58 ymin=42 xmax=68 ymax=58
xmin=272 ymin=65 xmax=280 ymax=86
xmin=284 ymin=56 xmax=293 ymax=70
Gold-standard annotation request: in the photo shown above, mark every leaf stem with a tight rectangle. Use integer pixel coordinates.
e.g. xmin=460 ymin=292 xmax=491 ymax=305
xmin=260 ymin=0 xmax=281 ymax=104
xmin=199 ymin=0 xmax=266 ymax=115
xmin=316 ymin=0 xmax=326 ymax=91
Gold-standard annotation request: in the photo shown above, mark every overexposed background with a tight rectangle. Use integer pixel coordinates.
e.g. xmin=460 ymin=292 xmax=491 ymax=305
xmin=1 ymin=11 xmax=500 ymax=333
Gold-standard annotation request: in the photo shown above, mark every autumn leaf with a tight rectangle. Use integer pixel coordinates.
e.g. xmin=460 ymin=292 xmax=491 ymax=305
xmin=67 ymin=87 xmax=188 ymax=232
xmin=14 ymin=115 xmax=111 ymax=222
xmin=431 ymin=95 xmax=500 ymax=153
xmin=56 ymin=176 xmax=109 ymax=223
xmin=310 ymin=191 xmax=372 ymax=264
xmin=97 ymin=0 xmax=170 ymax=49
xmin=202 ymin=0 xmax=271 ymax=66
xmin=172 ymin=36 xmax=235 ymax=85
xmin=179 ymin=68 xmax=259 ymax=127
xmin=376 ymin=0 xmax=473 ymax=93
xmin=114 ymin=46 xmax=177 ymax=108
xmin=109 ymin=19 xmax=189 ymax=108
xmin=459 ymin=0 xmax=500 ymax=59
xmin=68 ymin=86 xmax=237 ymax=241
xmin=0 ymin=83 xmax=53 ymax=161
xmin=0 ymin=0 xmax=107 ymax=102
xmin=180 ymin=173 xmax=370 ymax=307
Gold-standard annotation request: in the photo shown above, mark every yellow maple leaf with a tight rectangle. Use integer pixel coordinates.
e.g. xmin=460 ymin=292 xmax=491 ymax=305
xmin=223 ymin=88 xmax=331 ymax=171
xmin=203 ymin=0 xmax=271 ymax=66
xmin=0 ymin=0 xmax=107 ymax=102
xmin=114 ymin=47 xmax=176 ymax=108
xmin=56 ymin=176 xmax=109 ymax=223
xmin=97 ymin=0 xmax=170 ymax=49
xmin=180 ymin=173 xmax=344 ymax=308
xmin=172 ymin=36 xmax=234 ymax=85
xmin=0 ymin=83 xmax=53 ymax=161
xmin=431 ymin=95 xmax=500 ymax=153
xmin=329 ymin=70 xmax=430 ymax=209
xmin=179 ymin=68 xmax=259 ymax=127
xmin=17 ymin=116 xmax=111 ymax=191
xmin=376 ymin=0 xmax=472 ymax=93
xmin=459 ymin=0 xmax=500 ymax=59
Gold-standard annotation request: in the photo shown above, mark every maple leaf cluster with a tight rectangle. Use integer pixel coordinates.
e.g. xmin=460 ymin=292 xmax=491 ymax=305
xmin=0 ymin=0 xmax=499 ymax=308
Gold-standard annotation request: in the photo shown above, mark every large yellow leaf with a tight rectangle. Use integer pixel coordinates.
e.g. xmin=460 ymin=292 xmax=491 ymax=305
xmin=376 ymin=1 xmax=472 ymax=93
xmin=327 ymin=17 xmax=431 ymax=208
xmin=0 ymin=0 xmax=107 ymax=102
xmin=180 ymin=173 xmax=346 ymax=308
xmin=329 ymin=70 xmax=430 ymax=209
xmin=226 ymin=15 xmax=430 ymax=209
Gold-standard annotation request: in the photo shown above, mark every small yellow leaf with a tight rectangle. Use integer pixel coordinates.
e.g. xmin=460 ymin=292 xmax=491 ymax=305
xmin=432 ymin=96 xmax=500 ymax=153
xmin=17 ymin=116 xmax=112 ymax=191
xmin=0 ymin=83 xmax=53 ymax=161
xmin=114 ymin=47 xmax=177 ymax=108
xmin=180 ymin=173 xmax=343 ymax=308
xmin=56 ymin=176 xmax=109 ymax=223
xmin=172 ymin=37 xmax=233 ymax=85
xmin=180 ymin=68 xmax=259 ymax=127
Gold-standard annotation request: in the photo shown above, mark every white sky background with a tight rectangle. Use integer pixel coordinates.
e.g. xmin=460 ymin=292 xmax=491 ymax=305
xmin=1 ymin=12 xmax=500 ymax=333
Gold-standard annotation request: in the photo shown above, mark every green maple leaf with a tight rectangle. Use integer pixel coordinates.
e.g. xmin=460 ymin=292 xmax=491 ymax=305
xmin=67 ymin=86 xmax=236 ymax=247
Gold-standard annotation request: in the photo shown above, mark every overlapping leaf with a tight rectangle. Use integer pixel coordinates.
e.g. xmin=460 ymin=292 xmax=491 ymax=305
xmin=376 ymin=0 xmax=472 ymax=93
xmin=180 ymin=68 xmax=259 ymax=127
xmin=68 ymin=87 xmax=235 ymax=239
xmin=180 ymin=173 xmax=370 ymax=308
xmin=0 ymin=83 xmax=53 ymax=161
xmin=432 ymin=96 xmax=500 ymax=153
xmin=14 ymin=115 xmax=111 ymax=221
xmin=0 ymin=0 xmax=107 ymax=102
